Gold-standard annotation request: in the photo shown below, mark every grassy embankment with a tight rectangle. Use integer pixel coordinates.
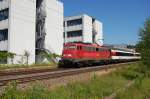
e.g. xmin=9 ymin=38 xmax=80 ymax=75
xmin=0 ymin=62 xmax=150 ymax=99
xmin=0 ymin=63 xmax=56 ymax=70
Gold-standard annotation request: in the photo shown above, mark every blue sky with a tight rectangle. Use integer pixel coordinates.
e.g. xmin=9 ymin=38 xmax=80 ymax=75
xmin=61 ymin=0 xmax=150 ymax=45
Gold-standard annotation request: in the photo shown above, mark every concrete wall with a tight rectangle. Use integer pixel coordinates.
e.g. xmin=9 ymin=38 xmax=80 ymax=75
xmin=0 ymin=40 xmax=8 ymax=51
xmin=0 ymin=0 xmax=9 ymax=10
xmin=0 ymin=19 xmax=8 ymax=30
xmin=82 ymin=14 xmax=93 ymax=43
xmin=0 ymin=0 xmax=9 ymax=51
xmin=64 ymin=15 xmax=82 ymax=43
xmin=64 ymin=14 xmax=93 ymax=43
xmin=45 ymin=0 xmax=63 ymax=55
xmin=64 ymin=14 xmax=103 ymax=44
xmin=8 ymin=0 xmax=36 ymax=64
xmin=67 ymin=36 xmax=83 ymax=42
xmin=93 ymin=20 xmax=103 ymax=45
xmin=65 ymin=25 xmax=82 ymax=32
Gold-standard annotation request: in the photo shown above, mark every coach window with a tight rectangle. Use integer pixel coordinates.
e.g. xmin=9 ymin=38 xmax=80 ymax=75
xmin=103 ymin=48 xmax=107 ymax=52
xmin=98 ymin=48 xmax=101 ymax=52
xmin=89 ymin=47 xmax=91 ymax=51
xmin=135 ymin=53 xmax=140 ymax=56
xmin=96 ymin=48 xmax=99 ymax=52
xmin=86 ymin=47 xmax=89 ymax=51
xmin=99 ymin=48 xmax=101 ymax=51
xmin=89 ymin=47 xmax=92 ymax=51
xmin=116 ymin=52 xmax=119 ymax=56
xmin=90 ymin=47 xmax=95 ymax=51
xmin=83 ymin=46 xmax=86 ymax=51
xmin=84 ymin=46 xmax=87 ymax=51
xmin=89 ymin=47 xmax=93 ymax=51
xmin=129 ymin=53 xmax=134 ymax=56
xmin=101 ymin=48 xmax=103 ymax=51
xmin=86 ymin=47 xmax=91 ymax=51
xmin=82 ymin=46 xmax=85 ymax=51
xmin=117 ymin=52 xmax=133 ymax=56
xmin=93 ymin=47 xmax=96 ymax=51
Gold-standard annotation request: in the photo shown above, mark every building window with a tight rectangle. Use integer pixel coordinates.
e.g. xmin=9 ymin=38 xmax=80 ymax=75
xmin=0 ymin=8 xmax=9 ymax=21
xmin=67 ymin=19 xmax=82 ymax=26
xmin=63 ymin=22 xmax=65 ymax=27
xmin=0 ymin=29 xmax=8 ymax=41
xmin=67 ymin=30 xmax=82 ymax=38
xmin=63 ymin=32 xmax=65 ymax=38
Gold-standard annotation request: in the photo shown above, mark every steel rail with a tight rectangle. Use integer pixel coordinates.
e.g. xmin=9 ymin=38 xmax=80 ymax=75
xmin=0 ymin=68 xmax=62 ymax=76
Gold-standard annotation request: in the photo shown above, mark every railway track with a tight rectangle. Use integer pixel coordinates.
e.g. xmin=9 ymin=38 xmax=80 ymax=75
xmin=0 ymin=67 xmax=62 ymax=76
xmin=0 ymin=62 xmax=136 ymax=87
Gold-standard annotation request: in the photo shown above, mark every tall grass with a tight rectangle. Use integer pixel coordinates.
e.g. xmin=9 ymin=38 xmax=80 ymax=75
xmin=116 ymin=78 xmax=150 ymax=99
xmin=0 ymin=74 xmax=128 ymax=99
xmin=0 ymin=62 xmax=56 ymax=70
xmin=116 ymin=63 xmax=150 ymax=99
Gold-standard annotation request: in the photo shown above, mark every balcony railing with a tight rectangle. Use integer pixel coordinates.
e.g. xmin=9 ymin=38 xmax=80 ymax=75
xmin=66 ymin=36 xmax=83 ymax=42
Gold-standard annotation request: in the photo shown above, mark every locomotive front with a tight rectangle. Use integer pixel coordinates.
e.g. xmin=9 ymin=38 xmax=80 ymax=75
xmin=59 ymin=43 xmax=80 ymax=66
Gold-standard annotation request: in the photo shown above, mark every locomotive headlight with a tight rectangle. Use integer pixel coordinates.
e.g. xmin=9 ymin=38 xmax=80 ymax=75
xmin=63 ymin=54 xmax=72 ymax=57
xmin=67 ymin=54 xmax=72 ymax=56
xmin=63 ymin=54 xmax=67 ymax=56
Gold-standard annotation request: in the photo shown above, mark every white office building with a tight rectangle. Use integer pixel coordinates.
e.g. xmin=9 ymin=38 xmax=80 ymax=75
xmin=45 ymin=0 xmax=63 ymax=55
xmin=64 ymin=14 xmax=103 ymax=45
xmin=0 ymin=0 xmax=63 ymax=64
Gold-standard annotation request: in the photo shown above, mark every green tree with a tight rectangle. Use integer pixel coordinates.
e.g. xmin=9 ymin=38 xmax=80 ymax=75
xmin=137 ymin=18 xmax=150 ymax=67
xmin=0 ymin=52 xmax=16 ymax=64
xmin=24 ymin=50 xmax=30 ymax=65
xmin=0 ymin=51 xmax=8 ymax=62
xmin=7 ymin=52 xmax=16 ymax=64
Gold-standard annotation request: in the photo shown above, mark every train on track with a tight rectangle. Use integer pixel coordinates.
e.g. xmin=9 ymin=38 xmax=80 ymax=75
xmin=59 ymin=42 xmax=140 ymax=67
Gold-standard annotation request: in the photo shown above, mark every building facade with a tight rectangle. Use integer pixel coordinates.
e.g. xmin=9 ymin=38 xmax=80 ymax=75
xmin=64 ymin=14 xmax=103 ymax=45
xmin=36 ymin=0 xmax=63 ymax=63
xmin=45 ymin=0 xmax=63 ymax=55
xmin=0 ymin=0 xmax=36 ymax=64
xmin=0 ymin=0 xmax=63 ymax=64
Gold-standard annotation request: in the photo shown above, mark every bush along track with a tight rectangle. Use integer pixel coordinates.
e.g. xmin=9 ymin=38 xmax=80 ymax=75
xmin=0 ymin=62 xmax=149 ymax=99
xmin=115 ymin=64 xmax=150 ymax=99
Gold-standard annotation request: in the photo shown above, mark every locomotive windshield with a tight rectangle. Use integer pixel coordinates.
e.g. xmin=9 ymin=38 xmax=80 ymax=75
xmin=64 ymin=45 xmax=76 ymax=50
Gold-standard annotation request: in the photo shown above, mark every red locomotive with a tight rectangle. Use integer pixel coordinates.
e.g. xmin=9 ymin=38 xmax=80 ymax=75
xmin=59 ymin=42 xmax=140 ymax=67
